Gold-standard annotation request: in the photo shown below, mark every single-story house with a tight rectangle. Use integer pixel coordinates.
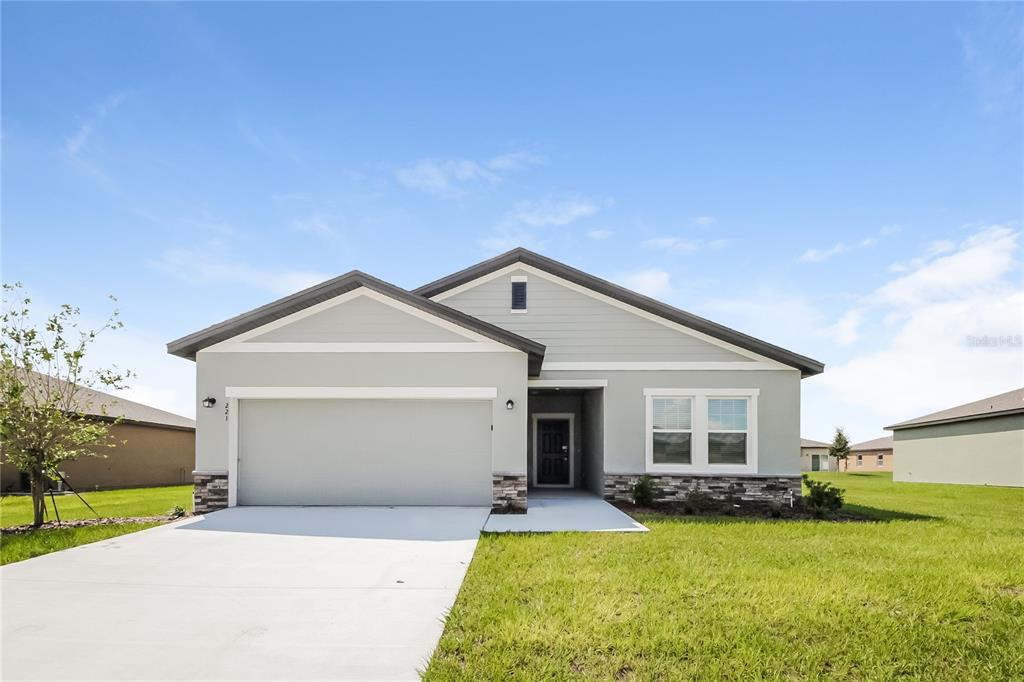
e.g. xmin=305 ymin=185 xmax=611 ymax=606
xmin=800 ymin=438 xmax=836 ymax=472
xmin=841 ymin=436 xmax=894 ymax=472
xmin=167 ymin=248 xmax=824 ymax=513
xmin=887 ymin=388 xmax=1023 ymax=487
xmin=1 ymin=380 xmax=195 ymax=493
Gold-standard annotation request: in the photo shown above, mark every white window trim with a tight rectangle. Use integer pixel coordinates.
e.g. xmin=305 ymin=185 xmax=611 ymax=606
xmin=510 ymin=275 xmax=528 ymax=313
xmin=532 ymin=412 xmax=574 ymax=488
xmin=643 ymin=388 xmax=759 ymax=475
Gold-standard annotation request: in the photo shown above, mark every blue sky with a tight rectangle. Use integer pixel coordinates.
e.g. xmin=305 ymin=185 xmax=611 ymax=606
xmin=3 ymin=2 xmax=1021 ymax=441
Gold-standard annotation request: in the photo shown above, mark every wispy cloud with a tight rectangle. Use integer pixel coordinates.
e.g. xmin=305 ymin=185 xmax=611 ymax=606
xmin=692 ymin=216 xmax=716 ymax=228
xmin=235 ymin=116 xmax=303 ymax=164
xmin=615 ymin=268 xmax=673 ymax=298
xmin=798 ymin=225 xmax=899 ymax=263
xmin=957 ymin=3 xmax=1023 ymax=116
xmin=65 ymin=92 xmax=129 ymax=159
xmin=642 ymin=236 xmax=730 ymax=254
xmin=480 ymin=194 xmax=609 ymax=253
xmin=290 ymin=213 xmax=336 ymax=238
xmin=150 ymin=249 xmax=331 ymax=295
xmin=587 ymin=229 xmax=613 ymax=240
xmin=396 ymin=151 xmax=545 ymax=198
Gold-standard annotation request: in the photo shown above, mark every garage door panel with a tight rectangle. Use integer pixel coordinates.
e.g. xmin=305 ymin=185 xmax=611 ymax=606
xmin=238 ymin=399 xmax=492 ymax=506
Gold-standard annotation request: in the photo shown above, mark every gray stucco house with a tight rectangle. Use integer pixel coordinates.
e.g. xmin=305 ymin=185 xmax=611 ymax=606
xmin=168 ymin=249 xmax=824 ymax=513
xmin=887 ymin=388 xmax=1023 ymax=488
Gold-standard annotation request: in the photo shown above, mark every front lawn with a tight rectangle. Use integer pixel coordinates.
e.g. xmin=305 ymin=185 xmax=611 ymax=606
xmin=0 ymin=485 xmax=192 ymax=565
xmin=0 ymin=522 xmax=159 ymax=565
xmin=0 ymin=484 xmax=192 ymax=528
xmin=426 ymin=473 xmax=1024 ymax=680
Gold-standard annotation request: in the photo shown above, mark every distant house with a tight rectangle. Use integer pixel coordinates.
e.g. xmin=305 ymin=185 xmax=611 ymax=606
xmin=886 ymin=388 xmax=1023 ymax=488
xmin=0 ymin=380 xmax=195 ymax=493
xmin=841 ymin=436 xmax=893 ymax=472
xmin=800 ymin=438 xmax=836 ymax=472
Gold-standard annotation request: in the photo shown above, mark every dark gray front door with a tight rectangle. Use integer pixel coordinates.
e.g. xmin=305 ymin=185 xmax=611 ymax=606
xmin=537 ymin=419 xmax=570 ymax=486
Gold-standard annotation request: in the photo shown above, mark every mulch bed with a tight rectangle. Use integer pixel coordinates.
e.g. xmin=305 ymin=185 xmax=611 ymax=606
xmin=613 ymin=501 xmax=873 ymax=522
xmin=1 ymin=514 xmax=189 ymax=535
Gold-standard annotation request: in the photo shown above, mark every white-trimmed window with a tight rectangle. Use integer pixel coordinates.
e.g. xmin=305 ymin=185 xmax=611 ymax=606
xmin=651 ymin=397 xmax=692 ymax=464
xmin=876 ymin=454 xmax=884 ymax=467
xmin=707 ymin=398 xmax=748 ymax=465
xmin=644 ymin=388 xmax=758 ymax=474
xmin=856 ymin=454 xmax=863 ymax=467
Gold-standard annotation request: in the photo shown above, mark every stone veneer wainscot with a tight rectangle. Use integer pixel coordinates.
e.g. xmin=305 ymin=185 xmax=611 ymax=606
xmin=193 ymin=471 xmax=229 ymax=514
xmin=603 ymin=473 xmax=801 ymax=506
xmin=491 ymin=474 xmax=528 ymax=513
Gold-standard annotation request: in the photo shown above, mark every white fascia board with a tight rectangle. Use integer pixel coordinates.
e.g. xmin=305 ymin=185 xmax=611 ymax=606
xmin=543 ymin=361 xmax=789 ymax=371
xmin=528 ymin=379 xmax=609 ymax=388
xmin=201 ymin=342 xmax=517 ymax=354
xmin=431 ymin=263 xmax=792 ymax=368
xmin=225 ymin=386 xmax=499 ymax=400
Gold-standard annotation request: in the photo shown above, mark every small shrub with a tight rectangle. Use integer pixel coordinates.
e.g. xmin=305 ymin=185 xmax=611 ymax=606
xmin=683 ymin=488 xmax=718 ymax=515
xmin=632 ymin=475 xmax=656 ymax=507
xmin=167 ymin=505 xmax=186 ymax=519
xmin=802 ymin=474 xmax=845 ymax=518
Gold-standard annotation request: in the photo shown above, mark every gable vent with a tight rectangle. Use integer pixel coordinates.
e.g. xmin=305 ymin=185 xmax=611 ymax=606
xmin=511 ymin=281 xmax=527 ymax=310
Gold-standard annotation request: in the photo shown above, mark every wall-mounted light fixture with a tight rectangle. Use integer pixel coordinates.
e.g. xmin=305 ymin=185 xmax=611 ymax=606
xmin=202 ymin=397 xmax=217 ymax=408
xmin=505 ymin=399 xmax=515 ymax=411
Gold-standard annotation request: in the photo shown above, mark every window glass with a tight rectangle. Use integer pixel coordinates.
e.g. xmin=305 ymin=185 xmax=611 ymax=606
xmin=653 ymin=432 xmax=691 ymax=464
xmin=511 ymin=281 xmax=527 ymax=309
xmin=708 ymin=433 xmax=747 ymax=464
xmin=708 ymin=398 xmax=747 ymax=430
xmin=653 ymin=398 xmax=692 ymax=430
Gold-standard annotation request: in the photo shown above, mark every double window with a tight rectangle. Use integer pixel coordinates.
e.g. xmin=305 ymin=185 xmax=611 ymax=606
xmin=646 ymin=390 xmax=757 ymax=472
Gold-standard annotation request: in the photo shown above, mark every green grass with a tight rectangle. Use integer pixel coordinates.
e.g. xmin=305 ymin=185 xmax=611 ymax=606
xmin=0 ymin=485 xmax=192 ymax=528
xmin=0 ymin=522 xmax=159 ymax=565
xmin=426 ymin=473 xmax=1024 ymax=681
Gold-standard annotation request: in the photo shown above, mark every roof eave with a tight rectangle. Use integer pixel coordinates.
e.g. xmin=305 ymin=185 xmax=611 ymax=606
xmin=886 ymin=407 xmax=1024 ymax=431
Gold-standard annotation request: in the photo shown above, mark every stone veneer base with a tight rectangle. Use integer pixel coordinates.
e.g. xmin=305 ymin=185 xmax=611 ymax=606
xmin=193 ymin=471 xmax=229 ymax=514
xmin=491 ymin=474 xmax=528 ymax=514
xmin=603 ymin=473 xmax=801 ymax=507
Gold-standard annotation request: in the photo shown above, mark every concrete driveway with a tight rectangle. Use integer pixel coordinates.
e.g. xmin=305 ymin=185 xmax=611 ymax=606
xmin=1 ymin=506 xmax=490 ymax=681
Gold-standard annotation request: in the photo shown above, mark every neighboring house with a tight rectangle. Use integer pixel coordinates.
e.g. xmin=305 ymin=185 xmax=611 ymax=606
xmin=167 ymin=248 xmax=824 ymax=513
xmin=800 ymin=438 xmax=836 ymax=472
xmin=841 ymin=436 xmax=894 ymax=472
xmin=0 ymin=379 xmax=195 ymax=493
xmin=887 ymin=388 xmax=1024 ymax=488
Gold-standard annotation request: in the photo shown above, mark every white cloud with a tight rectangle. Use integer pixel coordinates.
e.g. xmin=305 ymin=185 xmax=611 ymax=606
xmin=798 ymin=225 xmax=898 ymax=263
xmin=150 ymin=249 xmax=331 ymax=296
xmin=65 ymin=92 xmax=128 ymax=159
xmin=615 ymin=268 xmax=673 ymax=298
xmin=290 ymin=214 xmax=335 ymax=238
xmin=692 ymin=216 xmax=716 ymax=227
xmin=819 ymin=224 xmax=1023 ymax=422
xmin=829 ymin=308 xmax=864 ymax=346
xmin=395 ymin=151 xmax=544 ymax=197
xmin=587 ymin=229 xmax=613 ymax=240
xmin=643 ymin=236 xmax=729 ymax=254
xmin=957 ymin=3 xmax=1024 ymax=115
xmin=511 ymin=197 xmax=603 ymax=227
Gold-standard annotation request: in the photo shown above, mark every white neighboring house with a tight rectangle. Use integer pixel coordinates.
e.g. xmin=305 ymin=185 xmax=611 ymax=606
xmin=167 ymin=248 xmax=825 ymax=513
xmin=800 ymin=438 xmax=836 ymax=472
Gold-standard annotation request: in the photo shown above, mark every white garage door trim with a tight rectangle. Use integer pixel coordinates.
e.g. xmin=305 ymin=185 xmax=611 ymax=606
xmin=223 ymin=386 xmax=498 ymax=506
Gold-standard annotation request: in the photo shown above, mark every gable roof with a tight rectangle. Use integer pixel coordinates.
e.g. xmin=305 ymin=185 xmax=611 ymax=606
xmin=25 ymin=372 xmax=194 ymax=430
xmin=850 ymin=436 xmax=893 ymax=451
xmin=413 ymin=248 xmax=825 ymax=376
xmin=801 ymin=438 xmax=830 ymax=448
xmin=886 ymin=388 xmax=1024 ymax=430
xmin=166 ymin=271 xmax=546 ymax=375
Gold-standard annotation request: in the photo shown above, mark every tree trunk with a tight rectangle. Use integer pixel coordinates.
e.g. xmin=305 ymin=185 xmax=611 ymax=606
xmin=30 ymin=466 xmax=46 ymax=527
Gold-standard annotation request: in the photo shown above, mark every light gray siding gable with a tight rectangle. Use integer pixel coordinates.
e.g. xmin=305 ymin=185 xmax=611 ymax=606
xmin=438 ymin=268 xmax=755 ymax=363
xmin=246 ymin=294 xmax=468 ymax=343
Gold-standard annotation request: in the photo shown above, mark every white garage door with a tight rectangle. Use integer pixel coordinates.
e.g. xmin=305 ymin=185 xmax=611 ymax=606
xmin=237 ymin=399 xmax=492 ymax=506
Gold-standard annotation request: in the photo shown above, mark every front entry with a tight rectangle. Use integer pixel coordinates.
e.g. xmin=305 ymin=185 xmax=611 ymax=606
xmin=536 ymin=418 xmax=571 ymax=486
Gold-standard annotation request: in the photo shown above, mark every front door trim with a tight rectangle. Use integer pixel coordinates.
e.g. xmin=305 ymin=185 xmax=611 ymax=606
xmin=532 ymin=412 xmax=574 ymax=488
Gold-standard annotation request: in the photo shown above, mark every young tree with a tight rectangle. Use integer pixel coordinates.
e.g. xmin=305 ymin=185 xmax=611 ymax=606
xmin=829 ymin=427 xmax=852 ymax=472
xmin=0 ymin=283 xmax=132 ymax=527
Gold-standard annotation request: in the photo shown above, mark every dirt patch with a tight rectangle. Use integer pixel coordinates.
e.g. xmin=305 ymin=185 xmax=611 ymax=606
xmin=613 ymin=501 xmax=876 ymax=522
xmin=1 ymin=514 xmax=188 ymax=535
xmin=998 ymin=585 xmax=1024 ymax=597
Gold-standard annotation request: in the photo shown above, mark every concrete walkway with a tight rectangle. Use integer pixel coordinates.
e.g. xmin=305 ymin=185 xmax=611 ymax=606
xmin=1 ymin=506 xmax=490 ymax=681
xmin=484 ymin=489 xmax=648 ymax=533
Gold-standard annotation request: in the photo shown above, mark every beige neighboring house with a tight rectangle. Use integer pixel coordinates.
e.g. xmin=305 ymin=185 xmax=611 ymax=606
xmin=841 ymin=436 xmax=894 ymax=472
xmin=886 ymin=388 xmax=1024 ymax=488
xmin=801 ymin=438 xmax=836 ymax=472
xmin=0 ymin=380 xmax=195 ymax=493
